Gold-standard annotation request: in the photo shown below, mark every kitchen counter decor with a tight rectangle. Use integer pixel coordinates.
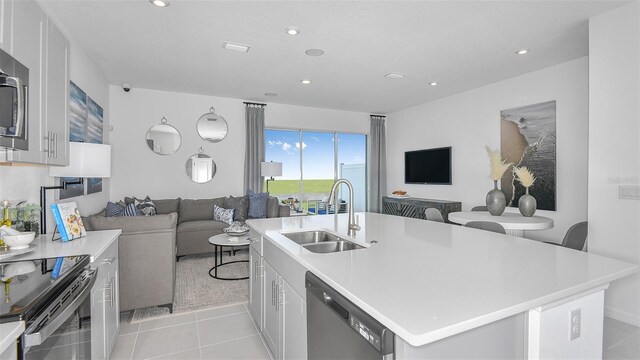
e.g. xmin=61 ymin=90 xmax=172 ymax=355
xmin=485 ymin=146 xmax=511 ymax=216
xmin=513 ymin=166 xmax=537 ymax=217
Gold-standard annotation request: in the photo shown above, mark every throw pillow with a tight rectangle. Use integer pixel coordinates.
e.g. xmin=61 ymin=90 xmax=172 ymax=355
xmin=247 ymin=189 xmax=269 ymax=219
xmin=134 ymin=196 xmax=157 ymax=216
xmin=224 ymin=195 xmax=249 ymax=222
xmin=105 ymin=202 xmax=124 ymax=217
xmin=119 ymin=203 xmax=142 ymax=217
xmin=213 ymin=205 xmax=235 ymax=225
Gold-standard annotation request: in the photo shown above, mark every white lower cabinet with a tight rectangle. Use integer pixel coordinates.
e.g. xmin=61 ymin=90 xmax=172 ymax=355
xmin=249 ymin=247 xmax=263 ymax=331
xmin=263 ymin=261 xmax=282 ymax=359
xmin=282 ymin=280 xmax=307 ymax=360
xmin=90 ymin=239 xmax=120 ymax=360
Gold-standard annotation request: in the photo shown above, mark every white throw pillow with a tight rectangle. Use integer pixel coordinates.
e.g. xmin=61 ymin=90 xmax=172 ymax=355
xmin=213 ymin=205 xmax=235 ymax=225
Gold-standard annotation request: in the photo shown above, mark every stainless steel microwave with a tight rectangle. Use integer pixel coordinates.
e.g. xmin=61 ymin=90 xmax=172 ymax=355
xmin=0 ymin=48 xmax=29 ymax=150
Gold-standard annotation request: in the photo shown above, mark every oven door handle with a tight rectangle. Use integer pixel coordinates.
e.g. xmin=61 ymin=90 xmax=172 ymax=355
xmin=24 ymin=269 xmax=98 ymax=347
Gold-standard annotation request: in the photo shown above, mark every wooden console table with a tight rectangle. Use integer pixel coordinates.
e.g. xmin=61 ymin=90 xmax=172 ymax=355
xmin=382 ymin=196 xmax=462 ymax=223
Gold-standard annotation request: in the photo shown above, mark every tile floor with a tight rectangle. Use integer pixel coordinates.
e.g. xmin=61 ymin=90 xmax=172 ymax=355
xmin=111 ymin=303 xmax=271 ymax=360
xmin=112 ymin=305 xmax=639 ymax=360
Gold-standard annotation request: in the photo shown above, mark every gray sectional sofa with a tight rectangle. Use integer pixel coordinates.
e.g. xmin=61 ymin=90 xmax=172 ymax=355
xmin=83 ymin=196 xmax=289 ymax=313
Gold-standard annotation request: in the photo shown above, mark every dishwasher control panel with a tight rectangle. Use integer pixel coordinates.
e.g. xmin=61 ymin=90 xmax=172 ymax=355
xmin=350 ymin=314 xmax=382 ymax=351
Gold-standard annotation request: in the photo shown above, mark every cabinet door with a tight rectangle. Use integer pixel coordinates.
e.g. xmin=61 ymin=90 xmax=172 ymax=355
xmin=263 ymin=261 xmax=282 ymax=359
xmin=90 ymin=275 xmax=107 ymax=360
xmin=4 ymin=0 xmax=45 ymax=163
xmin=43 ymin=18 xmax=69 ymax=165
xmin=249 ymin=247 xmax=263 ymax=331
xmin=282 ymin=280 xmax=307 ymax=360
xmin=105 ymin=260 xmax=120 ymax=359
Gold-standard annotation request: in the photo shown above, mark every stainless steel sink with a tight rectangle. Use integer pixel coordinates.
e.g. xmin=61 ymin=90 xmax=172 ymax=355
xmin=281 ymin=230 xmax=365 ymax=253
xmin=282 ymin=231 xmax=342 ymax=245
xmin=302 ymin=241 xmax=364 ymax=253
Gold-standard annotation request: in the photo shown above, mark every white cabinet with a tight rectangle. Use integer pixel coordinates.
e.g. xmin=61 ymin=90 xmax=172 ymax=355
xmin=90 ymin=239 xmax=120 ymax=360
xmin=282 ymin=279 xmax=307 ymax=360
xmin=249 ymin=246 xmax=263 ymax=331
xmin=263 ymin=261 xmax=282 ymax=359
xmin=2 ymin=0 xmax=69 ymax=165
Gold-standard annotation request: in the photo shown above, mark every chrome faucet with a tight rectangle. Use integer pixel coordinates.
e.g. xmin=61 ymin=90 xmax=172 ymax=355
xmin=328 ymin=179 xmax=361 ymax=237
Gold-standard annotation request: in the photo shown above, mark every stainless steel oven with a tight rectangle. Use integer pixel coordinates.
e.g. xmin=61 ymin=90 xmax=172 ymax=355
xmin=0 ymin=255 xmax=96 ymax=360
xmin=0 ymin=48 xmax=29 ymax=151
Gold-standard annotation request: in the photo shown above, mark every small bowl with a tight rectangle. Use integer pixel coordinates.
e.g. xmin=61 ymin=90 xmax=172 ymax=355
xmin=3 ymin=232 xmax=36 ymax=250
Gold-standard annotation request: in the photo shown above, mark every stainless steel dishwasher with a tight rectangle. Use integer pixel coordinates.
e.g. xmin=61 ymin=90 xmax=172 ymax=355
xmin=306 ymin=271 xmax=394 ymax=359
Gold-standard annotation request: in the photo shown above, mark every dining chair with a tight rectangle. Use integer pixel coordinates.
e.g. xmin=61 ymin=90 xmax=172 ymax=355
xmin=471 ymin=206 xmax=488 ymax=212
xmin=464 ymin=221 xmax=506 ymax=234
xmin=560 ymin=221 xmax=588 ymax=251
xmin=424 ymin=208 xmax=444 ymax=223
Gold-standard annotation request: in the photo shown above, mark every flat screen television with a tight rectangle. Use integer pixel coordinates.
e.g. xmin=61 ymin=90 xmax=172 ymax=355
xmin=405 ymin=147 xmax=452 ymax=184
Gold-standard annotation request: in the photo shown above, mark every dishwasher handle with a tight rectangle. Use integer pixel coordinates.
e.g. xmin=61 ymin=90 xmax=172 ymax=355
xmin=321 ymin=292 xmax=349 ymax=321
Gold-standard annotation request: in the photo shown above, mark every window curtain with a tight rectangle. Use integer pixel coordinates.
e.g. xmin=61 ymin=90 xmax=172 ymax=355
xmin=244 ymin=103 xmax=266 ymax=193
xmin=369 ymin=115 xmax=387 ymax=213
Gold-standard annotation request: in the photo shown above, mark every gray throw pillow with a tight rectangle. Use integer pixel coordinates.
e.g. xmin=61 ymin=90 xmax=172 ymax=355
xmin=247 ymin=190 xmax=269 ymax=219
xmin=223 ymin=195 xmax=249 ymax=222
xmin=213 ymin=205 xmax=235 ymax=225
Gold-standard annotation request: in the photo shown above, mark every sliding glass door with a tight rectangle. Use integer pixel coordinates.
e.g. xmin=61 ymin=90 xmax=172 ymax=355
xmin=265 ymin=129 xmax=367 ymax=214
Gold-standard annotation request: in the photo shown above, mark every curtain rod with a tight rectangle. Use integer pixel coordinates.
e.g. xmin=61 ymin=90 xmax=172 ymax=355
xmin=370 ymin=114 xmax=386 ymax=118
xmin=244 ymin=102 xmax=267 ymax=107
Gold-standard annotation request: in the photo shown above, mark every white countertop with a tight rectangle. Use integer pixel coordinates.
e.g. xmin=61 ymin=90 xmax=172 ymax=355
xmin=0 ymin=321 xmax=24 ymax=354
xmin=11 ymin=229 xmax=121 ymax=262
xmin=247 ymin=213 xmax=637 ymax=347
xmin=448 ymin=211 xmax=554 ymax=230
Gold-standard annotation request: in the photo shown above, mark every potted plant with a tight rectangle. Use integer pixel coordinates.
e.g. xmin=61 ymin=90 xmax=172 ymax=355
xmin=513 ymin=166 xmax=537 ymax=217
xmin=484 ymin=146 xmax=512 ymax=216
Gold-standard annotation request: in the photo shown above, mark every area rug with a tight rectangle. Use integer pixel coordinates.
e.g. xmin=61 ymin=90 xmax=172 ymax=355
xmin=130 ymin=250 xmax=249 ymax=323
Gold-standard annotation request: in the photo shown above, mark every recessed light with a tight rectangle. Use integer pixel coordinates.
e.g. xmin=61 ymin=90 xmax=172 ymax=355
xmin=515 ymin=49 xmax=530 ymax=55
xmin=384 ymin=73 xmax=406 ymax=79
xmin=286 ymin=27 xmax=300 ymax=35
xmin=428 ymin=82 xmax=439 ymax=86
xmin=223 ymin=42 xmax=250 ymax=53
xmin=149 ymin=0 xmax=169 ymax=7
xmin=305 ymin=49 xmax=325 ymax=57
xmin=264 ymin=92 xmax=278 ymax=97
xmin=300 ymin=80 xmax=312 ymax=85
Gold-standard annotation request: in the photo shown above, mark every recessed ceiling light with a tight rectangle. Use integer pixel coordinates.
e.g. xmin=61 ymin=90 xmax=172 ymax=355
xmin=286 ymin=27 xmax=300 ymax=35
xmin=150 ymin=0 xmax=169 ymax=7
xmin=264 ymin=92 xmax=278 ymax=97
xmin=300 ymin=80 xmax=312 ymax=85
xmin=223 ymin=42 xmax=250 ymax=53
xmin=305 ymin=49 xmax=325 ymax=57
xmin=384 ymin=73 xmax=406 ymax=79
xmin=428 ymin=82 xmax=439 ymax=86
xmin=515 ymin=49 xmax=530 ymax=55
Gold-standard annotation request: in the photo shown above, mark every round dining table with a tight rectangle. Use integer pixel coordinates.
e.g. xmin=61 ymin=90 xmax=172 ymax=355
xmin=448 ymin=211 xmax=554 ymax=237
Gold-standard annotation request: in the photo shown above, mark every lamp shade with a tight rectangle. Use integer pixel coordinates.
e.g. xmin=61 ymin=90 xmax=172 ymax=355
xmin=261 ymin=161 xmax=282 ymax=177
xmin=49 ymin=143 xmax=111 ymax=178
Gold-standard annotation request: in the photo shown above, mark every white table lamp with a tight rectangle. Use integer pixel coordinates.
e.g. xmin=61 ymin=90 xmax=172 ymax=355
xmin=261 ymin=161 xmax=282 ymax=193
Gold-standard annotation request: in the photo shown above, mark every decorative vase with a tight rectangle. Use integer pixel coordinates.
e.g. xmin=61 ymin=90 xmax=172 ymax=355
xmin=486 ymin=180 xmax=506 ymax=216
xmin=518 ymin=188 xmax=537 ymax=217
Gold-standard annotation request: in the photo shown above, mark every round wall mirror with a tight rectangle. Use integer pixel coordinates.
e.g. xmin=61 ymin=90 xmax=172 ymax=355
xmin=197 ymin=107 xmax=228 ymax=143
xmin=186 ymin=152 xmax=216 ymax=183
xmin=146 ymin=117 xmax=182 ymax=155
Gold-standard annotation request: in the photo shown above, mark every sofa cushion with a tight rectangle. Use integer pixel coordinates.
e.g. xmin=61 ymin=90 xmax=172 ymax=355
xmin=213 ymin=205 xmax=235 ymax=225
xmin=120 ymin=203 xmax=142 ymax=216
xmin=84 ymin=212 xmax=178 ymax=233
xmin=178 ymin=198 xmax=225 ymax=223
xmin=106 ymin=202 xmax=125 ymax=217
xmin=247 ymin=190 xmax=269 ymax=219
xmin=154 ymin=198 xmax=180 ymax=215
xmin=266 ymin=197 xmax=282 ymax=218
xmin=134 ymin=196 xmax=157 ymax=216
xmin=176 ymin=219 xmax=228 ymax=234
xmin=224 ymin=195 xmax=249 ymax=222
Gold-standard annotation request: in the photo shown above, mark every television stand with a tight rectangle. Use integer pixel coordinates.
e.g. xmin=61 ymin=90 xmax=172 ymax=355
xmin=382 ymin=196 xmax=462 ymax=224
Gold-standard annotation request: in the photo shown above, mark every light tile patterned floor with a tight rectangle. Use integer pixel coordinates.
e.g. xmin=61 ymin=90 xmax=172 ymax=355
xmin=112 ymin=306 xmax=639 ymax=360
xmin=110 ymin=303 xmax=271 ymax=360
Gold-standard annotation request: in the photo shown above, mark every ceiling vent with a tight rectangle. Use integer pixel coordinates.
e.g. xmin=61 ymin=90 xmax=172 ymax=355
xmin=223 ymin=42 xmax=250 ymax=53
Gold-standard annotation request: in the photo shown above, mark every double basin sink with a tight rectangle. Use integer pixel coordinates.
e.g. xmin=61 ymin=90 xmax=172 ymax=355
xmin=282 ymin=231 xmax=364 ymax=254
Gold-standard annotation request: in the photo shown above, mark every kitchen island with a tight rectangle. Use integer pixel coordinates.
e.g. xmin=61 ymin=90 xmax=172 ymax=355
xmin=246 ymin=212 xmax=636 ymax=359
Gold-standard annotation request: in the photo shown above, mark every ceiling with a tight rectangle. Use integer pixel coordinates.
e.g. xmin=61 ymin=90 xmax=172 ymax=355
xmin=41 ymin=0 xmax=628 ymax=114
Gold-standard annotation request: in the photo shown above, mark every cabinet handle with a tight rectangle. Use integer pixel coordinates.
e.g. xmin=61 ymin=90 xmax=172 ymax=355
xmin=276 ymin=285 xmax=285 ymax=312
xmin=104 ymin=281 xmax=113 ymax=306
xmin=110 ymin=278 xmax=115 ymax=307
xmin=49 ymin=132 xmax=55 ymax=158
xmin=101 ymin=257 xmax=116 ymax=264
xmin=271 ymin=280 xmax=276 ymax=306
xmin=53 ymin=132 xmax=58 ymax=159
xmin=247 ymin=237 xmax=257 ymax=243
xmin=42 ymin=133 xmax=50 ymax=157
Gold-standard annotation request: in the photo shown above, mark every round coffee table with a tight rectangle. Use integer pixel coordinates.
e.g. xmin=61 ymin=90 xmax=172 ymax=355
xmin=208 ymin=234 xmax=250 ymax=280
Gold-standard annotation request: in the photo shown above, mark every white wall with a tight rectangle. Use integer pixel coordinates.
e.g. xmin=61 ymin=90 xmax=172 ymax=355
xmin=0 ymin=3 xmax=110 ymax=231
xmin=588 ymin=2 xmax=640 ymax=326
xmin=108 ymin=87 xmax=369 ymax=202
xmin=386 ymin=57 xmax=589 ymax=243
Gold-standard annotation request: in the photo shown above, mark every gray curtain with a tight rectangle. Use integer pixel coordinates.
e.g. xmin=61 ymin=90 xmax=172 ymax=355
xmin=244 ymin=104 xmax=266 ymax=193
xmin=369 ymin=115 xmax=387 ymax=213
